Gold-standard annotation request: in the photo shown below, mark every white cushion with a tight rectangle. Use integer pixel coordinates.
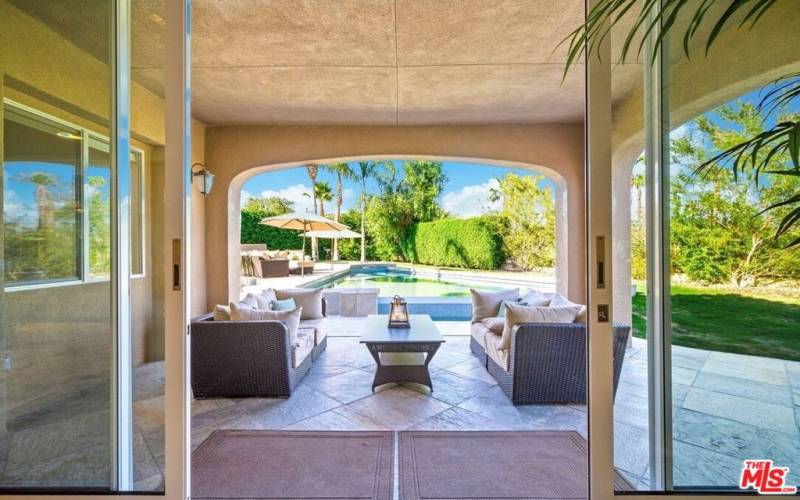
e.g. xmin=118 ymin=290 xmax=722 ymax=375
xmin=292 ymin=329 xmax=315 ymax=368
xmin=481 ymin=317 xmax=505 ymax=336
xmin=229 ymin=303 xmax=303 ymax=345
xmin=520 ymin=289 xmax=549 ymax=304
xmin=485 ymin=332 xmax=509 ymax=371
xmin=213 ymin=304 xmax=231 ymax=321
xmin=241 ymin=293 xmax=259 ymax=308
xmin=470 ymin=288 xmax=519 ymax=322
xmin=500 ymin=302 xmax=584 ymax=350
xmin=254 ymin=288 xmax=278 ymax=310
xmin=275 ymin=288 xmax=324 ymax=319
xmin=470 ymin=322 xmax=490 ymax=350
xmin=299 ymin=318 xmax=327 ymax=345
xmin=548 ymin=294 xmax=588 ymax=323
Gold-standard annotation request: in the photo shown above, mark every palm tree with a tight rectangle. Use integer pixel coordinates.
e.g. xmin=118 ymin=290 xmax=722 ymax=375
xmin=314 ymin=181 xmax=334 ymax=217
xmin=324 ymin=162 xmax=355 ymax=260
xmin=563 ymin=0 xmax=799 ymax=246
xmin=354 ymin=161 xmax=379 ymax=262
xmin=306 ymin=163 xmax=319 ymax=259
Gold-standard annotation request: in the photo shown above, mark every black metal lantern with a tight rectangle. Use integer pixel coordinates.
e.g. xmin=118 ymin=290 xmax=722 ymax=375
xmin=388 ymin=295 xmax=410 ymax=327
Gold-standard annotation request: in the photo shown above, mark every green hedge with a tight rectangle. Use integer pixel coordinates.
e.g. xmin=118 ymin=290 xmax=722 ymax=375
xmin=240 ymin=209 xmax=331 ymax=255
xmin=403 ymin=217 xmax=504 ymax=269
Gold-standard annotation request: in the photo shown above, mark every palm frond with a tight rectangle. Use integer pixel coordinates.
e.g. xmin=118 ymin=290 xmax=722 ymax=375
xmin=757 ymin=72 xmax=800 ymax=117
xmin=696 ymin=121 xmax=800 ymax=245
xmin=561 ymin=0 xmax=776 ymax=79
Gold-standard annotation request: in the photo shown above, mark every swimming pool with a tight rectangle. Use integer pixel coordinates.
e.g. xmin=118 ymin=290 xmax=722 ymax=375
xmin=310 ymin=266 xmax=508 ymax=297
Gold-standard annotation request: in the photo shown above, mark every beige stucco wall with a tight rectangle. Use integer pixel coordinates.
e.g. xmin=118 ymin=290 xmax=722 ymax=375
xmin=203 ymin=123 xmax=586 ymax=310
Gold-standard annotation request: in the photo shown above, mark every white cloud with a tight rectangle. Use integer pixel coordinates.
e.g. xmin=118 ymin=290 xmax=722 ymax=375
xmin=254 ymin=184 xmax=314 ymax=214
xmin=441 ymin=179 xmax=502 ymax=218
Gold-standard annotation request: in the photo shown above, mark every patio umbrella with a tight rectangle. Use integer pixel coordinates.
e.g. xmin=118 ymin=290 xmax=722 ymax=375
xmin=303 ymin=229 xmax=363 ymax=269
xmin=259 ymin=212 xmax=348 ymax=276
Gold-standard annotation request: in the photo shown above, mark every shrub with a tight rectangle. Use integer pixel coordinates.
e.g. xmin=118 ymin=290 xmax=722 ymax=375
xmin=240 ymin=207 xmax=331 ymax=255
xmin=403 ymin=217 xmax=504 ymax=269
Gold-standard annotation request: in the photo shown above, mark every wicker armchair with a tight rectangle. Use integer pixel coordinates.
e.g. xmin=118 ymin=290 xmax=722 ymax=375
xmin=470 ymin=323 xmax=630 ymax=404
xmin=190 ymin=314 xmax=327 ymax=398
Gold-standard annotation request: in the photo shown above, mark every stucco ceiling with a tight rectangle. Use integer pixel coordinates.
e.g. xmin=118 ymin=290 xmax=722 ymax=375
xmin=14 ymin=0 xmax=645 ymax=126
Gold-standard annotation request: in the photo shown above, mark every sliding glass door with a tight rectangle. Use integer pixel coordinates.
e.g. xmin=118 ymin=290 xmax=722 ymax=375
xmin=0 ymin=0 xmax=176 ymax=493
xmin=605 ymin=0 xmax=800 ymax=494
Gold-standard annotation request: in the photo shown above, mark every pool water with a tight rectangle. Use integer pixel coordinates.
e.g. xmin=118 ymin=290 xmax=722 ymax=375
xmin=328 ymin=270 xmax=502 ymax=297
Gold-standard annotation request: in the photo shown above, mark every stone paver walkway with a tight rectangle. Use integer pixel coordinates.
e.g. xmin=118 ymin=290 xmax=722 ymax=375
xmin=616 ymin=337 xmax=800 ymax=489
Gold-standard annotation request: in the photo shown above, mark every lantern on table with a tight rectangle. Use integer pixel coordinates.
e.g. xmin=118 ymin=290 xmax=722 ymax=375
xmin=388 ymin=295 xmax=410 ymax=327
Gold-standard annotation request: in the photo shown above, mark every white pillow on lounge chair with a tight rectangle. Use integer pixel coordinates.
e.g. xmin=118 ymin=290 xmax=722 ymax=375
xmin=500 ymin=302 xmax=584 ymax=351
xmin=229 ymin=302 xmax=303 ymax=344
xmin=470 ymin=288 xmax=519 ymax=322
xmin=275 ymin=288 xmax=324 ymax=320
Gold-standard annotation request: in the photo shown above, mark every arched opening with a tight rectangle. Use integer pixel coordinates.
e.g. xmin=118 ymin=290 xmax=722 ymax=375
xmin=226 ymin=155 xmax=574 ymax=307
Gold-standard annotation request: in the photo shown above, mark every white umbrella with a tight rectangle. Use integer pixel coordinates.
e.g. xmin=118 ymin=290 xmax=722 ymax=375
xmin=303 ymin=229 xmax=362 ymax=239
xmin=260 ymin=212 xmax=348 ymax=276
xmin=303 ymin=229 xmax=363 ymax=269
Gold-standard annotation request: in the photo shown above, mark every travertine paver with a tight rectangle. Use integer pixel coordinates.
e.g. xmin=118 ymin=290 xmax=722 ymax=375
xmin=4 ymin=323 xmax=798 ymax=492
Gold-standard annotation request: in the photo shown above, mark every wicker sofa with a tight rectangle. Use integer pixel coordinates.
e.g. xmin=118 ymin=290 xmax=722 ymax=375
xmin=190 ymin=302 xmax=328 ymax=398
xmin=470 ymin=320 xmax=630 ymax=405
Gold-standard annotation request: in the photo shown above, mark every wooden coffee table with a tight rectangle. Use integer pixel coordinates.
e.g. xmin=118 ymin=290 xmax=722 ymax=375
xmin=360 ymin=314 xmax=445 ymax=391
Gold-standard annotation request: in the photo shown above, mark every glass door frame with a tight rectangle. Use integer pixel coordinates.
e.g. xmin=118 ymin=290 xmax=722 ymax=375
xmin=586 ymin=0 xmax=769 ymax=497
xmin=0 ymin=0 xmax=190 ymax=496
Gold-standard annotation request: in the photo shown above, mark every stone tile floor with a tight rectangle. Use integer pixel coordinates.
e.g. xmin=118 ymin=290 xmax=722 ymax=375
xmin=3 ymin=323 xmax=799 ymax=492
xmin=617 ymin=338 xmax=800 ymax=489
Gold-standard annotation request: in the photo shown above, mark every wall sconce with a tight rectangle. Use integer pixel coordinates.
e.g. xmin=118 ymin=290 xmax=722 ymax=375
xmin=191 ymin=163 xmax=214 ymax=196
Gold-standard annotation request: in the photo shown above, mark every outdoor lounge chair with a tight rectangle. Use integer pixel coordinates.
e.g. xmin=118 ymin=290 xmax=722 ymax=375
xmin=471 ymin=322 xmax=630 ymax=404
xmin=260 ymin=258 xmax=290 ymax=277
xmin=190 ymin=302 xmax=328 ymax=398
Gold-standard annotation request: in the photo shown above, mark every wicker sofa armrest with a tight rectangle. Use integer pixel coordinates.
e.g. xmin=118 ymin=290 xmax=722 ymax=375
xmin=190 ymin=317 xmax=293 ymax=397
xmin=510 ymin=323 xmax=587 ymax=403
xmin=509 ymin=322 xmax=630 ymax=403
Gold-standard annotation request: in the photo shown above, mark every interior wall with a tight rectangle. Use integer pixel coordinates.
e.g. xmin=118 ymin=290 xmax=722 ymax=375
xmin=203 ymin=123 xmax=586 ymax=310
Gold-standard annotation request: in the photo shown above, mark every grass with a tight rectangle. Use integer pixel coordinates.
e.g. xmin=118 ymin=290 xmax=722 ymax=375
xmin=632 ymin=284 xmax=800 ymax=361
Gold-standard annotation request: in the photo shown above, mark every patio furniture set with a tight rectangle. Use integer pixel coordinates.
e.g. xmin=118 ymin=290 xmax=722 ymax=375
xmin=191 ymin=287 xmax=630 ymax=404
xmin=241 ymin=245 xmax=315 ymax=278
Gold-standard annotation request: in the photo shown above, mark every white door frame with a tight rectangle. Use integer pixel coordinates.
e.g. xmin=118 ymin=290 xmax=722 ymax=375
xmin=2 ymin=0 xmax=190 ymax=497
xmin=164 ymin=0 xmax=192 ymax=499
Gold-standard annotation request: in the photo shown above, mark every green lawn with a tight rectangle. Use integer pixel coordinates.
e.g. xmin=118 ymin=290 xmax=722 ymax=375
xmin=631 ymin=284 xmax=800 ymax=361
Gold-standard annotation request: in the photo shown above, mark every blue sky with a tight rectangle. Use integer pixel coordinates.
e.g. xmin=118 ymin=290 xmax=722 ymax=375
xmin=241 ymin=161 xmax=555 ymax=218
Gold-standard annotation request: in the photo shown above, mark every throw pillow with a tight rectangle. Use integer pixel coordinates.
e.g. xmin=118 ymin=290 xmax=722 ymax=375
xmin=271 ymin=298 xmax=296 ymax=311
xmin=255 ymin=288 xmax=278 ymax=309
xmin=213 ymin=304 xmax=231 ymax=321
xmin=230 ymin=303 xmax=303 ymax=344
xmin=241 ymin=293 xmax=259 ymax=308
xmin=500 ymin=302 xmax=584 ymax=351
xmin=275 ymin=288 xmax=324 ymax=319
xmin=481 ymin=317 xmax=505 ymax=335
xmin=497 ymin=296 xmax=550 ymax=317
xmin=548 ymin=294 xmax=588 ymax=323
xmin=520 ymin=288 xmax=550 ymax=304
xmin=470 ymin=288 xmax=519 ymax=323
